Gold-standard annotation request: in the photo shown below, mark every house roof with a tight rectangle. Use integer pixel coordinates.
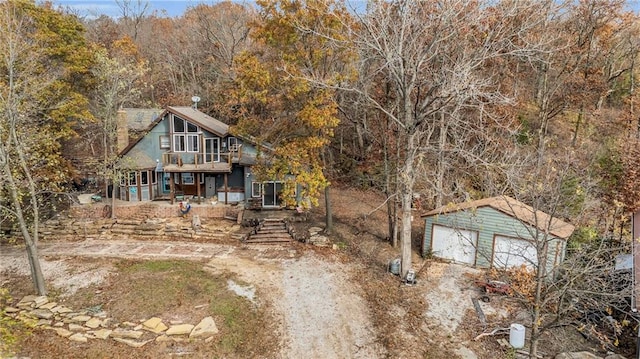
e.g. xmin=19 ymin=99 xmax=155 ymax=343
xmin=422 ymin=195 xmax=576 ymax=239
xmin=118 ymin=106 xmax=230 ymax=157
xmin=122 ymin=108 xmax=162 ymax=131
xmin=167 ymin=106 xmax=229 ymax=137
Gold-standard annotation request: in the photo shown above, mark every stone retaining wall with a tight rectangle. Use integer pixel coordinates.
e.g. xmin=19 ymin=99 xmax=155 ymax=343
xmin=69 ymin=202 xmax=230 ymax=220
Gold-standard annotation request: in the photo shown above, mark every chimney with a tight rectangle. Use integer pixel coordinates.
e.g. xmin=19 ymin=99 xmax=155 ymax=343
xmin=116 ymin=109 xmax=128 ymax=153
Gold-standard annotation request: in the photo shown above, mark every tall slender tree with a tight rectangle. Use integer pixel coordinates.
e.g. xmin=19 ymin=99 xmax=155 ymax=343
xmin=0 ymin=0 xmax=93 ymax=295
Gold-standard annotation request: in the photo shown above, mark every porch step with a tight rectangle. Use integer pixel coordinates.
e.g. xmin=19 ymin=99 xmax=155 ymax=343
xmin=243 ymin=219 xmax=292 ymax=244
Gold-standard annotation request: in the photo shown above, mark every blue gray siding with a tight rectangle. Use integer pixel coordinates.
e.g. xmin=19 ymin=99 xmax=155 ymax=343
xmin=423 ymin=206 xmax=565 ymax=269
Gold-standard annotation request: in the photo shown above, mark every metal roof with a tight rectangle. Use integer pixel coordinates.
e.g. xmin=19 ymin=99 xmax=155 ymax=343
xmin=167 ymin=106 xmax=228 ymax=137
xmin=422 ymin=195 xmax=575 ymax=239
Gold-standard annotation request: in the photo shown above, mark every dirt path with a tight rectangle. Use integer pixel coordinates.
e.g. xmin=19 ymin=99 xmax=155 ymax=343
xmin=0 ymin=239 xmax=385 ymax=358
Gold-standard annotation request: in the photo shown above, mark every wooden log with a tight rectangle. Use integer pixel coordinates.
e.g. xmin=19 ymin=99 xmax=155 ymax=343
xmin=472 ymin=297 xmax=487 ymax=331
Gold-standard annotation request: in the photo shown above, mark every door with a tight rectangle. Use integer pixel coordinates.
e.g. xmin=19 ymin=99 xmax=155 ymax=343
xmin=431 ymin=225 xmax=477 ymax=265
xmin=262 ymin=181 xmax=283 ymax=207
xmin=492 ymin=236 xmax=538 ymax=269
xmin=205 ymin=176 xmax=216 ymax=198
xmin=205 ymin=138 xmax=220 ymax=163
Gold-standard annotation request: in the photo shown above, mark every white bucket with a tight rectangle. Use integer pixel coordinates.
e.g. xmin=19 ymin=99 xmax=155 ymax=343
xmin=509 ymin=323 xmax=525 ymax=349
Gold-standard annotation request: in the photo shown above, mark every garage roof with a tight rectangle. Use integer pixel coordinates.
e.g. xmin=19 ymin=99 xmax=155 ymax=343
xmin=422 ymin=195 xmax=575 ymax=239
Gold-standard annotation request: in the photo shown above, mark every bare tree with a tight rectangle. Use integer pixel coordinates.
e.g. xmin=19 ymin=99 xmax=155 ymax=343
xmin=0 ymin=2 xmax=61 ymax=295
xmin=319 ymin=0 xmax=553 ymax=277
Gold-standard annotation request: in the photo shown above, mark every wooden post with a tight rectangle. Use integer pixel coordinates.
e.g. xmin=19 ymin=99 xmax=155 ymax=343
xmin=170 ymin=173 xmax=175 ymax=204
xmin=197 ymin=173 xmax=202 ymax=204
xmin=224 ymin=173 xmax=229 ymax=205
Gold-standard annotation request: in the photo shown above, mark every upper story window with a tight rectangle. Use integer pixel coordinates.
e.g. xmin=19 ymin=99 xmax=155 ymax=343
xmin=172 ymin=115 xmax=200 ymax=153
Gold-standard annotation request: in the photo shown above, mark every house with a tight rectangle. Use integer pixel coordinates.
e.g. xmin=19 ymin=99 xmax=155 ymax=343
xmin=116 ymin=106 xmax=286 ymax=208
xmin=422 ymin=196 xmax=575 ymax=270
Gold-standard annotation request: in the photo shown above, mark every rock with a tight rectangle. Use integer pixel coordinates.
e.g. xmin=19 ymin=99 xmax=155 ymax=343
xmin=85 ymin=318 xmax=102 ymax=329
xmin=142 ymin=317 xmax=168 ymax=334
xmin=37 ymin=319 xmax=53 ymax=326
xmin=69 ymin=323 xmax=86 ymax=331
xmin=204 ymin=336 xmax=215 ymax=343
xmin=53 ymin=322 xmax=64 ymax=327
xmin=122 ymin=321 xmax=138 ymax=327
xmin=555 ymin=353 xmax=602 ymax=359
xmin=55 ymin=328 xmax=73 ymax=338
xmin=111 ymin=328 xmax=144 ymax=339
xmin=190 ymin=317 xmax=219 ymax=338
xmin=155 ymin=335 xmax=172 ymax=342
xmin=605 ymin=355 xmax=627 ymax=359
xmin=89 ymin=329 xmax=112 ymax=340
xmin=33 ymin=296 xmax=48 ymax=308
xmin=113 ymin=337 xmax=150 ymax=348
xmin=17 ymin=295 xmax=37 ymax=308
xmin=30 ymin=309 xmax=53 ymax=320
xmin=68 ymin=333 xmax=88 ymax=343
xmin=4 ymin=306 xmax=20 ymax=313
xmin=166 ymin=324 xmax=194 ymax=336
xmin=70 ymin=315 xmax=91 ymax=322
xmin=39 ymin=302 xmax=57 ymax=310
xmin=51 ymin=305 xmax=73 ymax=314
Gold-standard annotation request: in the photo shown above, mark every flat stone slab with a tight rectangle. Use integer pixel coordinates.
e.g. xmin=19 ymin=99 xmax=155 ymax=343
xmin=190 ymin=316 xmax=218 ymax=338
xmin=68 ymin=333 xmax=88 ymax=343
xmin=55 ymin=328 xmax=73 ymax=338
xmin=113 ymin=337 xmax=151 ymax=348
xmin=142 ymin=317 xmax=168 ymax=334
xmin=166 ymin=324 xmax=194 ymax=336
xmin=85 ymin=317 xmax=102 ymax=329
xmin=111 ymin=328 xmax=144 ymax=339
xmin=71 ymin=315 xmax=91 ymax=322
xmin=30 ymin=309 xmax=54 ymax=320
xmin=90 ymin=329 xmax=112 ymax=340
xmin=4 ymin=306 xmax=20 ymax=313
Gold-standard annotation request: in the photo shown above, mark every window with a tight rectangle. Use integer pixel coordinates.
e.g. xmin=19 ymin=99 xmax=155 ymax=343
xmin=128 ymin=172 xmax=137 ymax=186
xmin=159 ymin=135 xmax=170 ymax=149
xmin=173 ymin=116 xmax=185 ymax=132
xmin=251 ymin=182 xmax=261 ymax=198
xmin=141 ymin=171 xmax=149 ymax=185
xmin=187 ymin=134 xmax=199 ymax=152
xmin=182 ymin=173 xmax=194 ymax=185
xmin=152 ymin=171 xmax=157 ymax=184
xmin=172 ymin=116 xmax=200 ymax=153
xmin=228 ymin=137 xmax=238 ymax=151
xmin=163 ymin=173 xmax=171 ymax=192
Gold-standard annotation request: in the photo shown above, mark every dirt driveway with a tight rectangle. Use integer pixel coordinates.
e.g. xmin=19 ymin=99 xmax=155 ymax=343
xmin=0 ymin=239 xmax=386 ymax=359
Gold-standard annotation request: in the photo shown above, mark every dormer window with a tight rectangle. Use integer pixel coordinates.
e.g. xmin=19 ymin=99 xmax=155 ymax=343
xmin=172 ymin=115 xmax=200 ymax=152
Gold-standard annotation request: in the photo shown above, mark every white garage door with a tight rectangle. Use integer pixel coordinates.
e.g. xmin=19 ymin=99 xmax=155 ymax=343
xmin=431 ymin=225 xmax=477 ymax=265
xmin=493 ymin=236 xmax=538 ymax=269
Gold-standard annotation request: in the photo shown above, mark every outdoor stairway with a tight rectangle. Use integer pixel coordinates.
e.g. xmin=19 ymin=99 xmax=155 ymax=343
xmin=243 ymin=218 xmax=293 ymax=244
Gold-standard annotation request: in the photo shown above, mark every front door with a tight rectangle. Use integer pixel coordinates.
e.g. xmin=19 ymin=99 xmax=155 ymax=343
xmin=262 ymin=181 xmax=283 ymax=207
xmin=205 ymin=176 xmax=216 ymax=198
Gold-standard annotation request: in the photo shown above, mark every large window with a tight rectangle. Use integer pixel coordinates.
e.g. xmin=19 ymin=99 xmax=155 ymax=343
xmin=172 ymin=115 xmax=200 ymax=152
xmin=182 ymin=173 xmax=194 ymax=185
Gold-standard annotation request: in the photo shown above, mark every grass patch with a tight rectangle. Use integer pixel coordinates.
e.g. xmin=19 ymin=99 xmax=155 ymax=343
xmin=106 ymin=259 xmax=277 ymax=357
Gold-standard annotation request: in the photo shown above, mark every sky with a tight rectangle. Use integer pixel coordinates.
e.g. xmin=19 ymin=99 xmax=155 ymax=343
xmin=49 ymin=0 xmax=640 ymax=19
xmin=51 ymin=0 xmax=210 ymax=18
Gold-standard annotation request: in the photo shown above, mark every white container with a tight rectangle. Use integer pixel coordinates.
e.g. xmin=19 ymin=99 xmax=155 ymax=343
xmin=509 ymin=323 xmax=525 ymax=349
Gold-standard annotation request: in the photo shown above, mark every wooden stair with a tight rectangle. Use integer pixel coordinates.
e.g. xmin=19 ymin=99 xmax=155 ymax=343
xmin=243 ymin=218 xmax=292 ymax=244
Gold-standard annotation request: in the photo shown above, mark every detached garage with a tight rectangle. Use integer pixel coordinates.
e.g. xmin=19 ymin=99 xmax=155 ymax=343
xmin=422 ymin=196 xmax=575 ymax=270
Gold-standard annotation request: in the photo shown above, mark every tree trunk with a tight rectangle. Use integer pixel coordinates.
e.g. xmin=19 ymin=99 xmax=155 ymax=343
xmin=435 ymin=111 xmax=447 ymax=208
xmin=399 ymin=132 xmax=416 ymax=277
xmin=1 ymin=150 xmax=46 ymax=295
xmin=324 ymin=185 xmax=332 ymax=234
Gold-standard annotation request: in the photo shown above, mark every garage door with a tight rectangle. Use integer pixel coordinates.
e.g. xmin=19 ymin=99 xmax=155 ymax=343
xmin=492 ymin=236 xmax=538 ymax=269
xmin=431 ymin=225 xmax=477 ymax=265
